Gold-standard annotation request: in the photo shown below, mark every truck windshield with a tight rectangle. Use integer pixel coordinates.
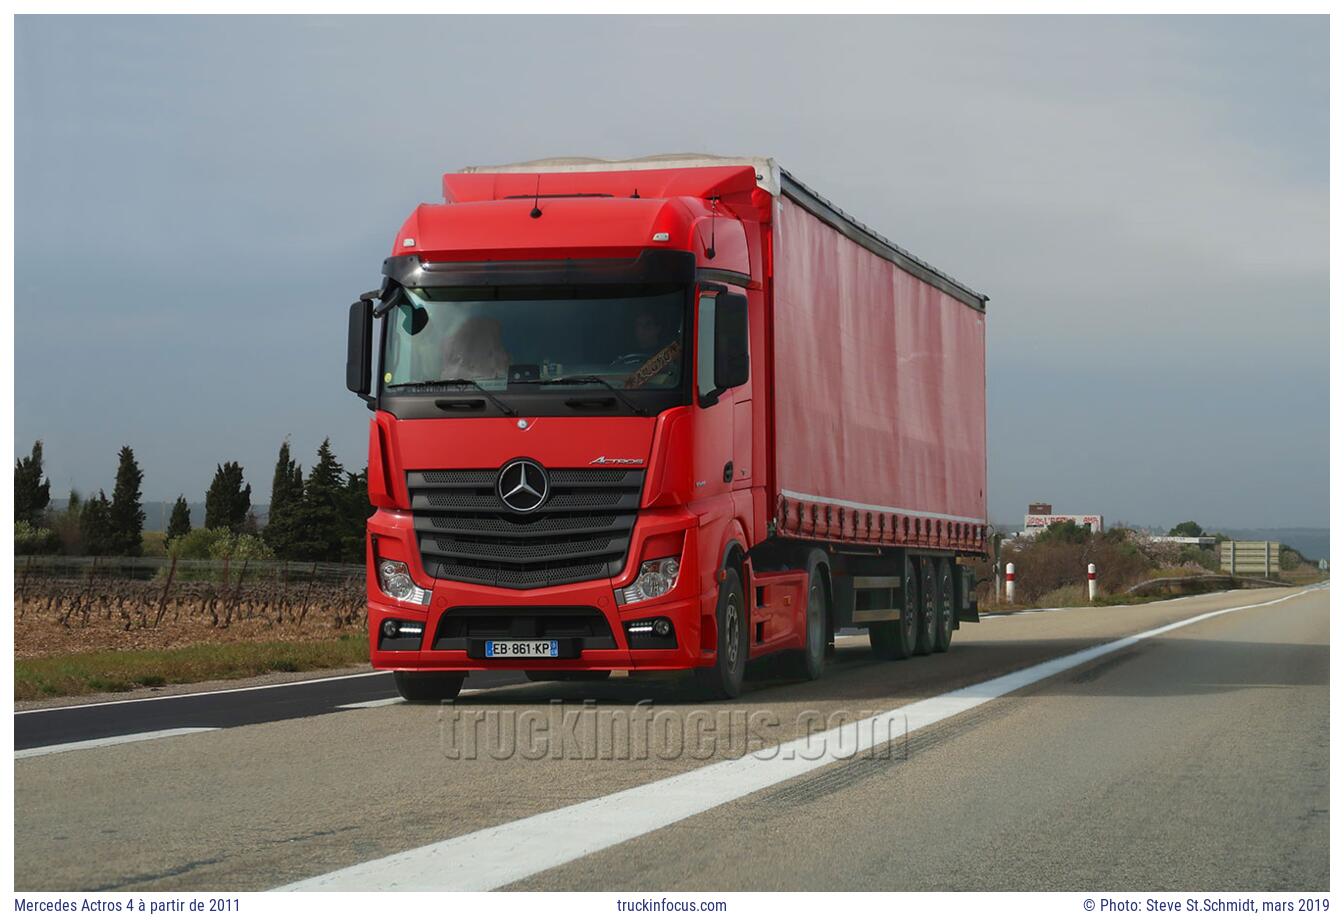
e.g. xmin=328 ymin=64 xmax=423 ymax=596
xmin=382 ymin=284 xmax=687 ymax=391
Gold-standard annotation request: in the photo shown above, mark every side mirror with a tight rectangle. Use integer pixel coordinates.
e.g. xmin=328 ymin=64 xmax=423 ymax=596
xmin=346 ymin=298 xmax=373 ymax=401
xmin=714 ymin=292 xmax=750 ymax=390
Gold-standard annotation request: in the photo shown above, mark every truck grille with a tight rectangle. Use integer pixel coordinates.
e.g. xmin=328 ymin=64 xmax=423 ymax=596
xmin=407 ymin=468 xmax=644 ymax=589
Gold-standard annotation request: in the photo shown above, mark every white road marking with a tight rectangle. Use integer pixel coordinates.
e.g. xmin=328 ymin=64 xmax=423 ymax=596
xmin=280 ymin=586 xmax=1319 ymax=892
xmin=15 ymin=727 xmax=220 ymax=760
xmin=337 ymin=687 xmax=490 ymax=709
xmin=337 ymin=698 xmax=403 ymax=710
xmin=17 ymin=670 xmax=387 ymax=714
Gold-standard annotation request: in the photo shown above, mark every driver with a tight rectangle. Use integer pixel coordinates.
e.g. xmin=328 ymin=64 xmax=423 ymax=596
xmin=622 ymin=309 xmax=681 ymax=388
xmin=634 ymin=311 xmax=665 ymax=354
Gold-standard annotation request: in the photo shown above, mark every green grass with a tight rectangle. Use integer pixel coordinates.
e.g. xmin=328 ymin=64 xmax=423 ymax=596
xmin=16 ymin=635 xmax=369 ymax=701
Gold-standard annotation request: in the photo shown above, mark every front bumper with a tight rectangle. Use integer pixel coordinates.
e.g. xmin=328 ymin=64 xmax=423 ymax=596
xmin=366 ymin=508 xmax=710 ymax=673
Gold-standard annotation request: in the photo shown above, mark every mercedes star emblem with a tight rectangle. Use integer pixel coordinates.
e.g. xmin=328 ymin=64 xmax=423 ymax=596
xmin=497 ymin=458 xmax=549 ymax=513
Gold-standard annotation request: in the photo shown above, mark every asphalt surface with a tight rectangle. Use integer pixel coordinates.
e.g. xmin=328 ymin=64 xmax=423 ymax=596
xmin=14 ymin=669 xmax=527 ymax=751
xmin=13 ymin=584 xmax=1329 ymax=891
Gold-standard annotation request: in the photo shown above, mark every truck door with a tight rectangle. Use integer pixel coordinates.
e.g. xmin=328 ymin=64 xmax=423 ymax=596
xmin=692 ymin=289 xmax=736 ymax=520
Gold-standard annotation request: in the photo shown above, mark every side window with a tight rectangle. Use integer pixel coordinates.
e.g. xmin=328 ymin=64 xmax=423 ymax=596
xmin=696 ymin=292 xmax=717 ymax=401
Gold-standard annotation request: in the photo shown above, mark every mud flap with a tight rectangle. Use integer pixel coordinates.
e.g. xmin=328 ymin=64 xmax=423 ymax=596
xmin=955 ymin=564 xmax=980 ymax=624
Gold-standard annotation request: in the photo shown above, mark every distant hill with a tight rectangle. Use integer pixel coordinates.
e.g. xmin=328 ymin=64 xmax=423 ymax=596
xmin=1211 ymin=528 xmax=1329 ymax=563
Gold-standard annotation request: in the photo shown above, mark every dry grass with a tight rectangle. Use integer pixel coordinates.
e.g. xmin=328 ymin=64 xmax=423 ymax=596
xmin=16 ymin=636 xmax=368 ymax=700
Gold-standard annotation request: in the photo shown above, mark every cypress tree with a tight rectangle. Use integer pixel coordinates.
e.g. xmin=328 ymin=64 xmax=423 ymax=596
xmin=263 ymin=440 xmax=305 ymax=559
xmin=166 ymin=495 xmax=192 ymax=542
xmin=14 ymin=440 xmax=51 ymax=525
xmin=80 ymin=491 xmax=114 ymax=556
xmin=341 ymin=467 xmax=373 ymax=563
xmin=290 ymin=440 xmax=346 ymax=562
xmin=108 ymin=446 xmax=145 ymax=557
xmin=204 ymin=462 xmax=251 ymax=533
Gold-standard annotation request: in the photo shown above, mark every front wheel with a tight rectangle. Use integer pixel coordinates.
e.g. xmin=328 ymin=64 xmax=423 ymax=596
xmin=394 ymin=670 xmax=466 ymax=702
xmin=694 ymin=567 xmax=747 ymax=699
xmin=784 ymin=556 xmax=828 ymax=681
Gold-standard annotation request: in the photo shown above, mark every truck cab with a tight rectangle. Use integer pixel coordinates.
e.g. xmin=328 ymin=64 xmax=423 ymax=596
xmin=348 ymin=160 xmax=779 ymax=701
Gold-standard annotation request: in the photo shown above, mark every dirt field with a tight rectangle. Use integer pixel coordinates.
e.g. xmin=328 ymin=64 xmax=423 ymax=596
xmin=14 ymin=561 xmax=367 ymax=660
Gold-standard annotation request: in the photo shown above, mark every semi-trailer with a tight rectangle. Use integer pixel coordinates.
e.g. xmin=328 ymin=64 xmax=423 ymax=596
xmin=346 ymin=155 xmax=988 ymax=701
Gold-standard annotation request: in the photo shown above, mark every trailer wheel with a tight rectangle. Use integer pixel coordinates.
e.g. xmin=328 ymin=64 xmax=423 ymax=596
xmin=394 ymin=670 xmax=466 ymax=702
xmin=869 ymin=554 xmax=919 ymax=660
xmin=933 ymin=559 xmax=955 ymax=653
xmin=694 ymin=567 xmax=747 ymax=699
xmin=784 ymin=556 xmax=828 ymax=681
xmin=915 ymin=557 xmax=938 ymax=655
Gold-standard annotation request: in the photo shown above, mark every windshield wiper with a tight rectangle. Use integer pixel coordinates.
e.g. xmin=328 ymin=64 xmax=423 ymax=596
xmin=388 ymin=378 xmax=518 ymax=417
xmin=534 ymin=376 xmax=648 ymax=416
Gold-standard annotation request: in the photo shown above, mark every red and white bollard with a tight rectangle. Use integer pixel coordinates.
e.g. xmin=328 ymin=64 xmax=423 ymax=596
xmin=1087 ymin=563 xmax=1097 ymax=602
xmin=1005 ymin=562 xmax=1016 ymax=604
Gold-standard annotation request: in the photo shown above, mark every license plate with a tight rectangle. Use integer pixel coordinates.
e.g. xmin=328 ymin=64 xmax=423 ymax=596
xmin=484 ymin=639 xmax=559 ymax=658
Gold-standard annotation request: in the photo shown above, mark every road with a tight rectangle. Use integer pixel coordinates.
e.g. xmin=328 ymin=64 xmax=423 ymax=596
xmin=14 ymin=669 xmax=528 ymax=753
xmin=13 ymin=584 xmax=1328 ymax=891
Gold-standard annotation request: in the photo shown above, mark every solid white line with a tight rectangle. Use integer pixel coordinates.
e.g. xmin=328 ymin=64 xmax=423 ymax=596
xmin=16 ymin=670 xmax=386 ymax=714
xmin=15 ymin=727 xmax=220 ymax=760
xmin=280 ymin=586 xmax=1319 ymax=892
xmin=336 ymin=698 xmax=403 ymax=710
xmin=336 ymin=687 xmax=492 ymax=709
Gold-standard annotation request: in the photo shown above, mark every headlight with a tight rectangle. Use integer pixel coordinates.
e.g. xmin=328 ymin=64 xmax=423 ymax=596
xmin=377 ymin=559 xmax=432 ymax=606
xmin=617 ymin=556 xmax=681 ymax=605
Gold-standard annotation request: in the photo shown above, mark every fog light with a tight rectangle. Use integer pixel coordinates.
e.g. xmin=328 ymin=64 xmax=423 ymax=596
xmin=616 ymin=556 xmax=682 ymax=605
xmin=381 ymin=619 xmax=400 ymax=638
xmin=377 ymin=558 xmax=432 ymax=606
xmin=623 ymin=616 xmax=676 ymax=647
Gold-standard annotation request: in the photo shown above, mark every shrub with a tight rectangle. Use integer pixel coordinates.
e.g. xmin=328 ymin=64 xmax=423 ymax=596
xmin=168 ymin=526 xmax=234 ymax=560
xmin=996 ymin=531 xmax=1159 ymax=605
xmin=209 ymin=533 xmax=275 ymax=562
xmin=1281 ymin=545 xmax=1308 ymax=571
xmin=15 ymin=520 xmax=60 ymax=555
xmin=167 ymin=527 xmax=273 ymax=562
xmin=1036 ymin=520 xmax=1092 ymax=545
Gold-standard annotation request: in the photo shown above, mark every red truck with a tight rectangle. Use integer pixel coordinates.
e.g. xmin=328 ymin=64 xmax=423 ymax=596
xmin=345 ymin=155 xmax=988 ymax=701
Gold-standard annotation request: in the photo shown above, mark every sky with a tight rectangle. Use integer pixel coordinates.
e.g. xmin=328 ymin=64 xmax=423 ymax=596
xmin=13 ymin=15 xmax=1329 ymax=530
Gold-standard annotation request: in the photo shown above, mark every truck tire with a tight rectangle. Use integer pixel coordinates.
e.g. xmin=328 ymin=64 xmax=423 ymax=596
xmin=869 ymin=554 xmax=919 ymax=660
xmin=933 ymin=558 xmax=955 ymax=653
xmin=915 ymin=556 xmax=938 ymax=655
xmin=394 ymin=670 xmax=466 ymax=702
xmin=694 ymin=567 xmax=748 ymax=699
xmin=525 ymin=670 xmax=612 ymax=682
xmin=784 ymin=556 xmax=828 ymax=681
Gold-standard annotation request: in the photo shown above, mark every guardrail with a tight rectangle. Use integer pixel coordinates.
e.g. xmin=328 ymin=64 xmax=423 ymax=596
xmin=1125 ymin=574 xmax=1291 ymax=596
